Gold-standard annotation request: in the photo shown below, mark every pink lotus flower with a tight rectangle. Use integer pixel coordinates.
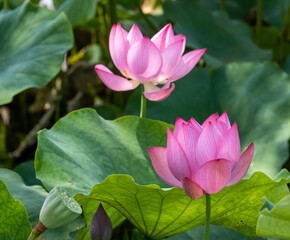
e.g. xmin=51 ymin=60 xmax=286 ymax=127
xmin=95 ymin=23 xmax=206 ymax=101
xmin=148 ymin=112 xmax=254 ymax=199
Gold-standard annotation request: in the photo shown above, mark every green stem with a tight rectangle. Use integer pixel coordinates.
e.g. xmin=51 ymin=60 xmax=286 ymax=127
xmin=256 ymin=0 xmax=263 ymax=44
xmin=3 ymin=0 xmax=9 ymax=9
xmin=140 ymin=85 xmax=147 ymax=119
xmin=27 ymin=221 xmax=47 ymax=240
xmin=203 ymin=194 xmax=211 ymax=240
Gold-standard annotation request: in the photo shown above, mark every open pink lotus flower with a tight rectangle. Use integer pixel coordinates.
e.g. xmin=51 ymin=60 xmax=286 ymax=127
xmin=148 ymin=112 xmax=255 ymax=199
xmin=95 ymin=23 xmax=206 ymax=101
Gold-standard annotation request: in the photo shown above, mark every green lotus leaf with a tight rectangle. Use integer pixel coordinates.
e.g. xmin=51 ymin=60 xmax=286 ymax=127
xmin=75 ymin=170 xmax=290 ymax=239
xmin=0 ymin=0 xmax=73 ymax=105
xmin=0 ymin=178 xmax=31 ymax=240
xmin=256 ymin=194 xmax=290 ymax=239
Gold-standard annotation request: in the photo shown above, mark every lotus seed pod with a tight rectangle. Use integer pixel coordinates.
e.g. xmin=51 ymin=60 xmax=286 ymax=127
xmin=39 ymin=186 xmax=82 ymax=229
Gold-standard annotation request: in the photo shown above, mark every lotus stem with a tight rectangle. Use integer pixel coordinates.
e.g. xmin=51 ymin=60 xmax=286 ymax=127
xmin=27 ymin=221 xmax=47 ymax=240
xmin=203 ymin=193 xmax=211 ymax=240
xmin=140 ymin=85 xmax=147 ymax=119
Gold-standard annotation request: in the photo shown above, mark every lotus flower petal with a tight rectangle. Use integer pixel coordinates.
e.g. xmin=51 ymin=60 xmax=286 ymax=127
xmin=143 ymin=82 xmax=175 ymax=101
xmin=196 ymin=122 xmax=223 ymax=165
xmin=194 ymin=159 xmax=232 ymax=194
xmin=181 ymin=177 xmax=204 ymax=200
xmin=173 ymin=117 xmax=188 ymax=137
xmin=127 ymin=37 xmax=163 ymax=83
xmin=161 ymin=39 xmax=185 ymax=77
xmin=189 ymin=117 xmax=203 ymax=134
xmin=151 ymin=24 xmax=175 ymax=52
xmin=109 ymin=24 xmax=129 ymax=75
xmin=217 ymin=123 xmax=241 ymax=166
xmin=166 ymin=128 xmax=191 ymax=180
xmin=177 ymin=123 xmax=200 ymax=173
xmin=202 ymin=112 xmax=219 ymax=128
xmin=148 ymin=147 xmax=182 ymax=188
xmin=169 ymin=48 xmax=206 ymax=82
xmin=227 ymin=143 xmax=255 ymax=186
xmin=174 ymin=34 xmax=186 ymax=52
xmin=216 ymin=112 xmax=231 ymax=134
xmin=95 ymin=65 xmax=139 ymax=91
xmin=127 ymin=24 xmax=143 ymax=45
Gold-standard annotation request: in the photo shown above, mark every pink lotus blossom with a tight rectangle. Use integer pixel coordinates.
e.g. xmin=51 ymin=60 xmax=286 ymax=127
xmin=95 ymin=23 xmax=206 ymax=101
xmin=148 ymin=112 xmax=254 ymax=199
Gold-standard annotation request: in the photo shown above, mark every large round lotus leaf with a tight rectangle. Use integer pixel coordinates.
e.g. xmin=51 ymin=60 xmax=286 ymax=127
xmin=164 ymin=0 xmax=271 ymax=67
xmin=75 ymin=171 xmax=290 ymax=239
xmin=126 ymin=62 xmax=290 ymax=177
xmin=0 ymin=179 xmax=31 ymax=240
xmin=0 ymin=1 xmax=73 ymax=105
xmin=35 ymin=109 xmax=173 ymax=195
xmin=53 ymin=0 xmax=98 ymax=25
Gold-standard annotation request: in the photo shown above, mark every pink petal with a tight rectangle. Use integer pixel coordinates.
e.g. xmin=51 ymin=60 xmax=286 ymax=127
xmin=181 ymin=177 xmax=205 ymax=199
xmin=127 ymin=24 xmax=143 ymax=45
xmin=169 ymin=48 xmax=206 ymax=82
xmin=201 ymin=113 xmax=219 ymax=128
xmin=143 ymin=82 xmax=175 ymax=101
xmin=216 ymin=123 xmax=241 ymax=166
xmin=161 ymin=39 xmax=185 ymax=77
xmin=216 ymin=112 xmax=231 ymax=134
xmin=189 ymin=117 xmax=203 ymax=135
xmin=148 ymin=147 xmax=182 ymax=188
xmin=151 ymin=24 xmax=175 ymax=52
xmin=173 ymin=117 xmax=187 ymax=137
xmin=166 ymin=128 xmax=191 ymax=180
xmin=127 ymin=37 xmax=163 ymax=83
xmin=227 ymin=143 xmax=255 ymax=186
xmin=109 ymin=24 xmax=129 ymax=75
xmin=194 ymin=159 xmax=231 ymax=194
xmin=177 ymin=123 xmax=200 ymax=173
xmin=95 ymin=65 xmax=139 ymax=91
xmin=174 ymin=34 xmax=186 ymax=52
xmin=196 ymin=122 xmax=223 ymax=166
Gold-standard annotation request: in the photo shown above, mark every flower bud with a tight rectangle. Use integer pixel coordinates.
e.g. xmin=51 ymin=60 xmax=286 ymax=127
xmin=89 ymin=203 xmax=112 ymax=240
xmin=39 ymin=186 xmax=82 ymax=229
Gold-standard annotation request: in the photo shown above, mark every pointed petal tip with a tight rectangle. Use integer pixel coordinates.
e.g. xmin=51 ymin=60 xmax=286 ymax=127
xmin=226 ymin=143 xmax=255 ymax=186
xmin=175 ymin=117 xmax=186 ymax=124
